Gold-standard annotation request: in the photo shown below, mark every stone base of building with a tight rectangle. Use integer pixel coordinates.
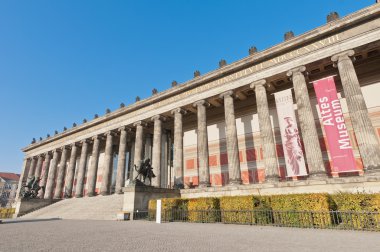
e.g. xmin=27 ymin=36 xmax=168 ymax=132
xmin=180 ymin=175 xmax=380 ymax=198
xmin=122 ymin=185 xmax=180 ymax=220
xmin=13 ymin=198 xmax=61 ymax=218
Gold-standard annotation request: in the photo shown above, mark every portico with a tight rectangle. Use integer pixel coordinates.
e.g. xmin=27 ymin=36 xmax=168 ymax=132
xmin=15 ymin=3 xmax=380 ymax=206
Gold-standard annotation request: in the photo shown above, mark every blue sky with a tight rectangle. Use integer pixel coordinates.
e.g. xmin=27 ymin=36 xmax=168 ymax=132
xmin=0 ymin=0 xmax=374 ymax=173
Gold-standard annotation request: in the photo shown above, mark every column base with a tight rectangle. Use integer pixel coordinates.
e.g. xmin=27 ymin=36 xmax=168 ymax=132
xmin=309 ymin=171 xmax=328 ymax=180
xmin=115 ymin=189 xmax=124 ymax=194
xmin=228 ymin=179 xmax=242 ymax=185
xmin=265 ymin=175 xmax=279 ymax=183
xmin=75 ymin=194 xmax=83 ymax=198
xmin=173 ymin=183 xmax=184 ymax=189
xmin=365 ymin=166 xmax=380 ymax=176
xmin=100 ymin=191 xmax=110 ymax=196
xmin=87 ymin=192 xmax=95 ymax=197
xmin=198 ymin=182 xmax=211 ymax=188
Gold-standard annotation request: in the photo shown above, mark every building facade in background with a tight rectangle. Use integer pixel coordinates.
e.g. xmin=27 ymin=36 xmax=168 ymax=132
xmin=16 ymin=3 xmax=380 ymax=202
xmin=0 ymin=173 xmax=19 ymax=207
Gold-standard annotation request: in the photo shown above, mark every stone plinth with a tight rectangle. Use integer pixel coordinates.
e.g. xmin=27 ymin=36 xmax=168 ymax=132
xmin=180 ymin=175 xmax=380 ymax=198
xmin=13 ymin=198 xmax=61 ymax=218
xmin=122 ymin=185 xmax=180 ymax=220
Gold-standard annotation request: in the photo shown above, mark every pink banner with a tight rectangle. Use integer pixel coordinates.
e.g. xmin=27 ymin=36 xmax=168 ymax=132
xmin=313 ymin=76 xmax=357 ymax=173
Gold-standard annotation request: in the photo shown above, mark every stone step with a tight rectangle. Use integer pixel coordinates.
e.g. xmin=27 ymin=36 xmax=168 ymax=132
xmin=21 ymin=194 xmax=124 ymax=220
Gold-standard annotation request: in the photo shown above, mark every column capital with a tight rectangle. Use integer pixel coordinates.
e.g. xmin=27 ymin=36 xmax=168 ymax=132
xmin=104 ymin=131 xmax=116 ymax=137
xmin=331 ymin=49 xmax=355 ymax=62
xmin=151 ymin=115 xmax=165 ymax=122
xmin=250 ymin=79 xmax=267 ymax=90
xmin=171 ymin=108 xmax=187 ymax=115
xmin=133 ymin=121 xmax=147 ymax=127
xmin=118 ymin=126 xmax=131 ymax=132
xmin=219 ymin=90 xmax=234 ymax=99
xmin=91 ymin=135 xmax=101 ymax=141
xmin=193 ymin=100 xmax=209 ymax=107
xmin=286 ymin=66 xmax=306 ymax=77
xmin=80 ymin=139 xmax=90 ymax=145
xmin=60 ymin=145 xmax=70 ymax=151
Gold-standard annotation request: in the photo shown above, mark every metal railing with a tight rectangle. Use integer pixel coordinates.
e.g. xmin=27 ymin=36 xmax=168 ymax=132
xmin=133 ymin=209 xmax=380 ymax=231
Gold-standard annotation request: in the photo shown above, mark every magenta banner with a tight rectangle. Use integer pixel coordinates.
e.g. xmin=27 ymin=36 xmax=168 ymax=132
xmin=313 ymin=76 xmax=357 ymax=173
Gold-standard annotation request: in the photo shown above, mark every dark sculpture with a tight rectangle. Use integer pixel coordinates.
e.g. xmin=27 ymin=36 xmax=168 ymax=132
xmin=249 ymin=46 xmax=257 ymax=55
xmin=31 ymin=138 xmax=36 ymax=144
xmin=134 ymin=159 xmax=156 ymax=186
xmin=171 ymin=81 xmax=178 ymax=87
xmin=94 ymin=114 xmax=99 ymax=119
xmin=136 ymin=96 xmax=141 ymax=102
xmin=219 ymin=59 xmax=227 ymax=68
xmin=152 ymin=88 xmax=158 ymax=95
xmin=106 ymin=108 xmax=111 ymax=114
xmin=194 ymin=70 xmax=201 ymax=78
xmin=120 ymin=103 xmax=125 ymax=108
xmin=20 ymin=176 xmax=45 ymax=199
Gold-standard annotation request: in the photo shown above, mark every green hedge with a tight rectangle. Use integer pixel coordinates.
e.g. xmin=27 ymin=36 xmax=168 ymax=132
xmin=187 ymin=197 xmax=220 ymax=223
xmin=269 ymin=194 xmax=332 ymax=228
xmin=219 ymin=196 xmax=272 ymax=224
xmin=148 ymin=192 xmax=380 ymax=229
xmin=0 ymin=208 xmax=15 ymax=219
xmin=330 ymin=192 xmax=380 ymax=230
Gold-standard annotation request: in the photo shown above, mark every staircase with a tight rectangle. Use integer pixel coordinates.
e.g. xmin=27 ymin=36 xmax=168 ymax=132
xmin=21 ymin=194 xmax=124 ymax=220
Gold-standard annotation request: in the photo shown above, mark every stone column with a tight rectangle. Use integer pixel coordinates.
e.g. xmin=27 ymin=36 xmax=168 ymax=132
xmin=151 ymin=115 xmax=163 ymax=187
xmin=332 ymin=50 xmax=380 ymax=172
xmin=193 ymin=100 xmax=211 ymax=187
xmin=44 ymin=149 xmax=60 ymax=199
xmin=40 ymin=152 xmax=51 ymax=193
xmin=220 ymin=91 xmax=242 ymax=184
xmin=54 ymin=146 xmax=68 ymax=199
xmin=115 ymin=127 xmax=128 ymax=194
xmin=34 ymin=155 xmax=44 ymax=179
xmin=287 ymin=66 xmax=326 ymax=178
xmin=100 ymin=131 xmax=114 ymax=195
xmin=132 ymin=121 xmax=145 ymax=179
xmin=251 ymin=80 xmax=279 ymax=182
xmin=144 ymin=134 xmax=152 ymax=160
xmin=86 ymin=135 xmax=101 ymax=197
xmin=75 ymin=140 xmax=89 ymax=198
xmin=171 ymin=108 xmax=186 ymax=188
xmin=65 ymin=143 xmax=78 ymax=197
xmin=27 ymin=157 xmax=37 ymax=182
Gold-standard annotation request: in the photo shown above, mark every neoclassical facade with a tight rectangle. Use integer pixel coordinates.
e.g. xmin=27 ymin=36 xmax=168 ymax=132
xmin=16 ymin=3 xmax=380 ymax=201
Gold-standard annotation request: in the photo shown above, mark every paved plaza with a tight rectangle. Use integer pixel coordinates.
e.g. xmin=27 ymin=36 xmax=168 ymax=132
xmin=1 ymin=219 xmax=379 ymax=252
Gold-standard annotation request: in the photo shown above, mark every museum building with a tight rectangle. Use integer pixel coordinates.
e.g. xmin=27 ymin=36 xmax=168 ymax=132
xmin=14 ymin=2 xmax=380 ymax=217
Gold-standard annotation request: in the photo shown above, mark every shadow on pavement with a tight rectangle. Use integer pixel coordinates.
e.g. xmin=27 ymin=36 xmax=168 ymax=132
xmin=1 ymin=218 xmax=61 ymax=224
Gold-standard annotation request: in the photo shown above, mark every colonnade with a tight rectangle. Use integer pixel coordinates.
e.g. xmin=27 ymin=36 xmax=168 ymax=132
xmin=20 ymin=50 xmax=380 ymax=199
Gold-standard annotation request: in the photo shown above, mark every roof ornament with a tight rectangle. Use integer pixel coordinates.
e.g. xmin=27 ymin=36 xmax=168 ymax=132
xmin=249 ymin=46 xmax=257 ymax=55
xmin=219 ymin=59 xmax=227 ymax=68
xmin=194 ymin=70 xmax=201 ymax=78
xmin=284 ymin=31 xmax=294 ymax=41
xmin=327 ymin=12 xmax=340 ymax=23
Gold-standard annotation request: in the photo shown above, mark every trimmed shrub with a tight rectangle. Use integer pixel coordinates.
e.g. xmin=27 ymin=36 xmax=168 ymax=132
xmin=219 ymin=196 xmax=272 ymax=225
xmin=0 ymin=208 xmax=15 ymax=219
xmin=330 ymin=192 xmax=380 ymax=230
xmin=162 ymin=198 xmax=188 ymax=222
xmin=270 ymin=194 xmax=332 ymax=228
xmin=188 ymin=197 xmax=220 ymax=223
xmin=220 ymin=196 xmax=254 ymax=224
